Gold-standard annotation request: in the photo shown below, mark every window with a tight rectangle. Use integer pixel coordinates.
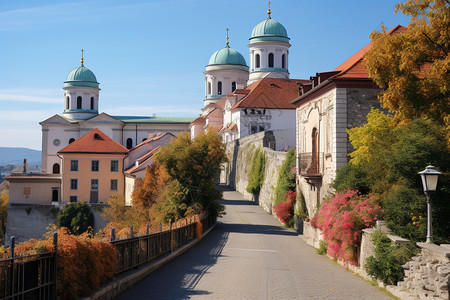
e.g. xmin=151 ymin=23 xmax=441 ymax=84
xmin=90 ymin=97 xmax=94 ymax=110
xmin=77 ymin=96 xmax=82 ymax=109
xmin=52 ymin=189 xmax=59 ymax=202
xmin=69 ymin=138 xmax=75 ymax=144
xmin=91 ymin=160 xmax=99 ymax=172
xmin=110 ymin=179 xmax=118 ymax=191
xmin=126 ymin=138 xmax=133 ymax=149
xmin=259 ymin=126 xmax=265 ymax=132
xmin=69 ymin=196 xmax=77 ymax=202
xmin=232 ymin=82 xmax=236 ymax=92
xmin=142 ymin=138 xmax=147 ymax=142
xmin=66 ymin=96 xmax=70 ymax=109
xmin=111 ymin=160 xmax=119 ymax=172
xmin=282 ymin=54 xmax=286 ymax=69
xmin=208 ymin=82 xmax=211 ymax=94
xmin=218 ymin=81 xmax=222 ymax=95
xmin=70 ymin=160 xmax=78 ymax=171
xmin=251 ymin=126 xmax=257 ymax=134
xmin=52 ymin=163 xmax=60 ymax=174
xmin=70 ymin=179 xmax=78 ymax=190
xmin=268 ymin=53 xmax=274 ymax=67
xmin=255 ymin=54 xmax=260 ymax=68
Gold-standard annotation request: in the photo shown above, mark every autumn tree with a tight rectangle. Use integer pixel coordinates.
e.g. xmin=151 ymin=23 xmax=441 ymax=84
xmin=364 ymin=0 xmax=450 ymax=137
xmin=154 ymin=129 xmax=227 ymax=221
xmin=0 ymin=189 xmax=8 ymax=238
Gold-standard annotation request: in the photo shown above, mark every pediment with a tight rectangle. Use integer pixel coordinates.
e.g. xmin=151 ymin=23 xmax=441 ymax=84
xmin=40 ymin=114 xmax=73 ymax=125
xmin=84 ymin=112 xmax=123 ymax=125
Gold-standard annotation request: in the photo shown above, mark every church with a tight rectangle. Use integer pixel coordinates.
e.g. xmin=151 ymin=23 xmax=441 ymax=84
xmin=190 ymin=5 xmax=309 ymax=151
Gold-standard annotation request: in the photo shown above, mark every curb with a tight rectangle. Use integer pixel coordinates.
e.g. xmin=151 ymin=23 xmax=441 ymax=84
xmin=83 ymin=224 xmax=216 ymax=300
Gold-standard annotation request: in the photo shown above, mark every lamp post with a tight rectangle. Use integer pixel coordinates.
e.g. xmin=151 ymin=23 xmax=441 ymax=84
xmin=418 ymin=165 xmax=441 ymax=244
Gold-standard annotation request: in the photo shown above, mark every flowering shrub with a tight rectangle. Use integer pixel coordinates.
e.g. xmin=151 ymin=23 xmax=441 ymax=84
xmin=311 ymin=189 xmax=382 ymax=265
xmin=274 ymin=191 xmax=296 ymax=225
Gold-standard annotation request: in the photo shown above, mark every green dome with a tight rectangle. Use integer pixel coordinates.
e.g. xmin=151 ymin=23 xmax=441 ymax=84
xmin=64 ymin=64 xmax=99 ymax=88
xmin=250 ymin=17 xmax=289 ymax=44
xmin=208 ymin=46 xmax=247 ymax=66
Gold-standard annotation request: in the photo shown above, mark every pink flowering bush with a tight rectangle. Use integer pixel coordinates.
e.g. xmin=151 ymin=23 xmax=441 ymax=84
xmin=311 ymin=189 xmax=382 ymax=265
xmin=274 ymin=191 xmax=296 ymax=225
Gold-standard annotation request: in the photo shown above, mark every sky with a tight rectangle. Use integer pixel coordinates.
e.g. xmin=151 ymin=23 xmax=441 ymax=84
xmin=0 ymin=0 xmax=411 ymax=151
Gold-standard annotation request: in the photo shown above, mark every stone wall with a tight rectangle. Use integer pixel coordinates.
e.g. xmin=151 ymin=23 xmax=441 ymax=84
xmin=5 ymin=203 xmax=108 ymax=245
xmin=221 ymin=131 xmax=287 ymax=214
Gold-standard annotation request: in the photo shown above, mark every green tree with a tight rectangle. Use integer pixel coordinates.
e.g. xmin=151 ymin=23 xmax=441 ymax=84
xmin=364 ymin=0 xmax=450 ymax=138
xmin=57 ymin=202 xmax=94 ymax=235
xmin=246 ymin=147 xmax=266 ymax=195
xmin=155 ymin=129 xmax=227 ymax=221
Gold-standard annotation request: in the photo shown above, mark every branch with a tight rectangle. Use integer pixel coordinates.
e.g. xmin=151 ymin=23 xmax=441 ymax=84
xmin=421 ymin=31 xmax=448 ymax=56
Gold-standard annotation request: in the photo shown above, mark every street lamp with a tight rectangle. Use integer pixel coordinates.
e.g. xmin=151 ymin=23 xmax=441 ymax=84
xmin=418 ymin=165 xmax=441 ymax=243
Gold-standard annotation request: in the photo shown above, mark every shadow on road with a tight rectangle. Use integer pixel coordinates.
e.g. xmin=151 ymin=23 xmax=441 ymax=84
xmin=117 ymin=223 xmax=229 ymax=299
xmin=218 ymin=222 xmax=298 ymax=237
xmin=219 ymin=199 xmax=257 ymax=206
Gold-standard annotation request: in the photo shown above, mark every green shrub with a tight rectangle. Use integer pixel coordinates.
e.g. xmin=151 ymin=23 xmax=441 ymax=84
xmin=332 ymin=163 xmax=370 ymax=195
xmin=273 ymin=148 xmax=296 ymax=205
xmin=365 ymin=230 xmax=418 ymax=285
xmin=295 ymin=191 xmax=308 ymax=219
xmin=246 ymin=147 xmax=266 ymax=194
xmin=57 ymin=202 xmax=94 ymax=235
xmin=317 ymin=240 xmax=328 ymax=255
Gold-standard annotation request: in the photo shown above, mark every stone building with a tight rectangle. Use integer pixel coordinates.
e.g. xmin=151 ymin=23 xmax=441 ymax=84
xmin=291 ymin=25 xmax=407 ymax=216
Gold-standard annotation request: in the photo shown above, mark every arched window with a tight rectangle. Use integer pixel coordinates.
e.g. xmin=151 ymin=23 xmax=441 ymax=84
xmin=90 ymin=97 xmax=94 ymax=110
xmin=268 ymin=53 xmax=274 ymax=68
xmin=218 ymin=81 xmax=222 ymax=95
xmin=69 ymin=138 xmax=75 ymax=144
xmin=126 ymin=138 xmax=133 ymax=149
xmin=255 ymin=54 xmax=260 ymax=68
xmin=232 ymin=82 xmax=236 ymax=92
xmin=52 ymin=163 xmax=60 ymax=174
xmin=282 ymin=54 xmax=286 ymax=69
xmin=66 ymin=96 xmax=70 ymax=109
xmin=208 ymin=82 xmax=211 ymax=95
xmin=77 ymin=96 xmax=82 ymax=109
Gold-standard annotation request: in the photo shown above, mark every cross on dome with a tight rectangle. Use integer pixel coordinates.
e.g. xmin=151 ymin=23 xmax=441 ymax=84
xmin=267 ymin=1 xmax=271 ymax=17
xmin=226 ymin=28 xmax=229 ymax=46
xmin=81 ymin=49 xmax=84 ymax=65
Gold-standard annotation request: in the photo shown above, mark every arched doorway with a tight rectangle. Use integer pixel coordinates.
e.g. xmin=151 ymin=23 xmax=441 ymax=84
xmin=311 ymin=128 xmax=319 ymax=174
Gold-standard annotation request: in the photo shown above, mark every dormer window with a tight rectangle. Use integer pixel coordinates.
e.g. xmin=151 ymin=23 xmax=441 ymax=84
xmin=77 ymin=96 xmax=82 ymax=109
xmin=268 ymin=53 xmax=274 ymax=68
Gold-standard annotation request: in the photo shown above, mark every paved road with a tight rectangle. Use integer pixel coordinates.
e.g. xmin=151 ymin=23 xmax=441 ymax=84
xmin=117 ymin=188 xmax=392 ymax=300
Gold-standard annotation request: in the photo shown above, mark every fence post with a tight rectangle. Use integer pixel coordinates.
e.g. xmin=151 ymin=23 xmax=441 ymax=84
xmin=159 ymin=222 xmax=162 ymax=232
xmin=53 ymin=232 xmax=58 ymax=300
xmin=10 ymin=236 xmax=15 ymax=258
xmin=146 ymin=224 xmax=150 ymax=235
xmin=130 ymin=225 xmax=133 ymax=237
xmin=111 ymin=228 xmax=116 ymax=242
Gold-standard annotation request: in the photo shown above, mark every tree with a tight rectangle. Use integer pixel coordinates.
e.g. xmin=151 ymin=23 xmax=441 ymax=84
xmin=132 ymin=162 xmax=170 ymax=210
xmin=155 ymin=129 xmax=227 ymax=221
xmin=0 ymin=189 xmax=8 ymax=238
xmin=364 ymin=0 xmax=450 ymax=139
xmin=57 ymin=202 xmax=94 ymax=235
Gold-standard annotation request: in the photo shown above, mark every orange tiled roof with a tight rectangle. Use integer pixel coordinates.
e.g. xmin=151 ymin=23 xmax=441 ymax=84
xmin=125 ymin=146 xmax=161 ymax=174
xmin=190 ymin=116 xmax=206 ymax=126
xmin=131 ymin=132 xmax=174 ymax=150
xmin=59 ymin=128 xmax=128 ymax=154
xmin=232 ymin=78 xmax=306 ymax=109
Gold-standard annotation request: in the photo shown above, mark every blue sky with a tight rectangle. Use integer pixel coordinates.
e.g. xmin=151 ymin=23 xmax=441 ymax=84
xmin=0 ymin=0 xmax=411 ymax=150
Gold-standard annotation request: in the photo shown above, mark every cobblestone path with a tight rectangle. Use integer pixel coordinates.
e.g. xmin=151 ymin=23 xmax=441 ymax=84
xmin=117 ymin=187 xmax=392 ymax=299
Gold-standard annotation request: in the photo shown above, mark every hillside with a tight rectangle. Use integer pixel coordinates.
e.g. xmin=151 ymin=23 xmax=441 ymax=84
xmin=0 ymin=147 xmax=41 ymax=166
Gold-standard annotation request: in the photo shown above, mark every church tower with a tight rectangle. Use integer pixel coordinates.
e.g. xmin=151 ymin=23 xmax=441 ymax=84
xmin=204 ymin=29 xmax=249 ymax=108
xmin=62 ymin=50 xmax=100 ymax=120
xmin=248 ymin=3 xmax=291 ymax=85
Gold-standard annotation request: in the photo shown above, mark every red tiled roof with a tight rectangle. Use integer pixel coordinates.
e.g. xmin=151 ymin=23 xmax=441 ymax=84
xmin=334 ymin=25 xmax=407 ymax=79
xmin=219 ymin=122 xmax=238 ymax=132
xmin=131 ymin=132 xmax=174 ymax=150
xmin=232 ymin=78 xmax=306 ymax=109
xmin=125 ymin=146 xmax=161 ymax=174
xmin=190 ymin=116 xmax=206 ymax=126
xmin=59 ymin=128 xmax=128 ymax=154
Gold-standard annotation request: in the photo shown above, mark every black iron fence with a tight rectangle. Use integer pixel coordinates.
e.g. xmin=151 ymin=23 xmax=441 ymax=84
xmin=0 ymin=213 xmax=216 ymax=298
xmin=110 ymin=213 xmax=215 ymax=274
xmin=0 ymin=234 xmax=57 ymax=300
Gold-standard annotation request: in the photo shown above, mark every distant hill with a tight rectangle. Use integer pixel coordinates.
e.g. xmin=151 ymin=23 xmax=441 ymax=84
xmin=0 ymin=147 xmax=41 ymax=166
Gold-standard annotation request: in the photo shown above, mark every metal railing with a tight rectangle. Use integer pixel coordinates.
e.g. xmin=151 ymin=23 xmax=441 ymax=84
xmin=110 ymin=213 xmax=215 ymax=274
xmin=0 ymin=235 xmax=57 ymax=300
xmin=298 ymin=152 xmax=324 ymax=176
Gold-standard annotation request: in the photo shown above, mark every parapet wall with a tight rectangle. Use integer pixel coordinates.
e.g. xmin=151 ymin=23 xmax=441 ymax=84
xmin=221 ymin=131 xmax=287 ymax=214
